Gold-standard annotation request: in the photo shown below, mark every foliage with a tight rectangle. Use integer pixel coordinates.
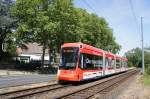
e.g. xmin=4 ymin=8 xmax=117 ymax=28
xmin=125 ymin=47 xmax=150 ymax=75
xmin=0 ymin=0 xmax=15 ymax=59
xmin=48 ymin=0 xmax=79 ymax=51
xmin=4 ymin=31 xmax=17 ymax=55
xmin=145 ymin=51 xmax=150 ymax=69
xmin=75 ymin=8 xmax=121 ymax=53
xmin=141 ymin=74 xmax=150 ymax=86
xmin=146 ymin=66 xmax=150 ymax=75
xmin=125 ymin=47 xmax=142 ymax=67
xmin=12 ymin=0 xmax=121 ymax=68
xmin=12 ymin=0 xmax=79 ymax=67
xmin=15 ymin=60 xmax=41 ymax=71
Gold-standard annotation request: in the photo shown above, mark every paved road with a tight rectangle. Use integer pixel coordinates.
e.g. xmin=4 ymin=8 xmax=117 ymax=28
xmin=0 ymin=74 xmax=56 ymax=88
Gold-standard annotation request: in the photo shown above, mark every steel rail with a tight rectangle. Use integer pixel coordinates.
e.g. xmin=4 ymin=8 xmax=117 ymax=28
xmin=0 ymin=83 xmax=68 ymax=99
xmin=55 ymin=69 xmax=139 ymax=99
xmin=87 ymin=70 xmax=139 ymax=99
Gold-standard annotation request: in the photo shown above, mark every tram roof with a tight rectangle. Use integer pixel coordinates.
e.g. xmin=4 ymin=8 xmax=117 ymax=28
xmin=61 ymin=42 xmax=81 ymax=48
xmin=62 ymin=42 xmax=104 ymax=52
xmin=61 ymin=42 xmax=127 ymax=61
xmin=105 ymin=51 xmax=115 ymax=59
xmin=122 ymin=57 xmax=128 ymax=61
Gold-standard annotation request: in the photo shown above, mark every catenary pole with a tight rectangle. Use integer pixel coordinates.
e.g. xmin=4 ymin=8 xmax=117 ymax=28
xmin=141 ymin=17 xmax=144 ymax=74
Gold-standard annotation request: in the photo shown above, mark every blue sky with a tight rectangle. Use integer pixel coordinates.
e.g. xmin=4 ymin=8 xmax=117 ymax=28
xmin=74 ymin=0 xmax=150 ymax=55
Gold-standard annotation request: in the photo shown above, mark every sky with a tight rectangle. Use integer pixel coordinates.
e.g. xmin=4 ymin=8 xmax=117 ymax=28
xmin=74 ymin=0 xmax=150 ymax=56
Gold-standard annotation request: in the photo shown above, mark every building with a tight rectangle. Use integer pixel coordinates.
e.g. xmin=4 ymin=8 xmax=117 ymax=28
xmin=16 ymin=43 xmax=49 ymax=63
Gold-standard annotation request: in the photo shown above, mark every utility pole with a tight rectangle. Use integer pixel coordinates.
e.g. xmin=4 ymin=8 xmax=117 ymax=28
xmin=141 ymin=17 xmax=144 ymax=74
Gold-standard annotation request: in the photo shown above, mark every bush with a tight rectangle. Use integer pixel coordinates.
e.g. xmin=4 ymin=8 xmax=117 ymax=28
xmin=15 ymin=60 xmax=41 ymax=71
xmin=141 ymin=73 xmax=150 ymax=86
xmin=127 ymin=61 xmax=133 ymax=67
xmin=0 ymin=52 xmax=14 ymax=63
xmin=146 ymin=65 xmax=150 ymax=75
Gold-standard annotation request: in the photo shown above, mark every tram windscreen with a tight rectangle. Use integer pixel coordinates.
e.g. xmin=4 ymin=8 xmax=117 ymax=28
xmin=59 ymin=47 xmax=79 ymax=69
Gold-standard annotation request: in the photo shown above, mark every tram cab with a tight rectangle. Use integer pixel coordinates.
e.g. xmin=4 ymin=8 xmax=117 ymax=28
xmin=57 ymin=46 xmax=79 ymax=81
xmin=57 ymin=43 xmax=104 ymax=81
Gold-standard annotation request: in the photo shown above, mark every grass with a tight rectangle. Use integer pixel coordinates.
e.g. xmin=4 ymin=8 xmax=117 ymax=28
xmin=141 ymin=73 xmax=150 ymax=86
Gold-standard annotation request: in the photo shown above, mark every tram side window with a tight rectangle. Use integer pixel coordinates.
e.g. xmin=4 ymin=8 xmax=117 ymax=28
xmin=105 ymin=58 xmax=109 ymax=67
xmin=105 ymin=58 xmax=114 ymax=69
xmin=122 ymin=61 xmax=127 ymax=68
xmin=111 ymin=59 xmax=115 ymax=68
xmin=79 ymin=54 xmax=103 ymax=70
xmin=124 ymin=62 xmax=127 ymax=68
xmin=120 ymin=61 xmax=123 ymax=67
xmin=122 ymin=61 xmax=125 ymax=67
xmin=116 ymin=60 xmax=121 ymax=68
xmin=94 ymin=55 xmax=103 ymax=69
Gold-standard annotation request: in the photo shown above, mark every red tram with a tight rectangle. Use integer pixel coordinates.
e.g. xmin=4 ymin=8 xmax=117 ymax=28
xmin=57 ymin=42 xmax=128 ymax=82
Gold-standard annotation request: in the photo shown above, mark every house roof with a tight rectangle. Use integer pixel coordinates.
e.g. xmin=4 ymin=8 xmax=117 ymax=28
xmin=21 ymin=43 xmax=49 ymax=55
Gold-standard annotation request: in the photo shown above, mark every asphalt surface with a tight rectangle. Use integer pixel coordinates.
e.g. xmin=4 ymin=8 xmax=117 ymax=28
xmin=0 ymin=74 xmax=56 ymax=88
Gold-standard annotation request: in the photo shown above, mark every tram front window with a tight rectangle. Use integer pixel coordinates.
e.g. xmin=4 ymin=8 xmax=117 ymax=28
xmin=59 ymin=47 xmax=79 ymax=70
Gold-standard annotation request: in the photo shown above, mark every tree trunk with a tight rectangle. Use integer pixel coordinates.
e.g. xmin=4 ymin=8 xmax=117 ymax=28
xmin=48 ymin=48 xmax=51 ymax=67
xmin=41 ymin=43 xmax=46 ymax=68
xmin=0 ymin=27 xmax=7 ymax=60
xmin=0 ymin=39 xmax=3 ymax=60
xmin=48 ymin=48 xmax=52 ymax=67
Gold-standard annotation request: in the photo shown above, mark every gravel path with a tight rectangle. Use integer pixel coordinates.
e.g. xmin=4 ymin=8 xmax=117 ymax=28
xmin=117 ymin=75 xmax=150 ymax=99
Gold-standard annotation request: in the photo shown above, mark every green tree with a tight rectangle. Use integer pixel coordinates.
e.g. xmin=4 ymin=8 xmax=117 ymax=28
xmin=13 ymin=0 xmax=121 ymax=69
xmin=125 ymin=48 xmax=142 ymax=67
xmin=48 ymin=0 xmax=79 ymax=52
xmin=0 ymin=0 xmax=14 ymax=59
xmin=144 ymin=49 xmax=150 ymax=75
xmin=13 ymin=0 xmax=56 ymax=67
xmin=13 ymin=0 xmax=79 ymax=67
xmin=125 ymin=47 xmax=150 ymax=71
xmin=75 ymin=8 xmax=121 ymax=53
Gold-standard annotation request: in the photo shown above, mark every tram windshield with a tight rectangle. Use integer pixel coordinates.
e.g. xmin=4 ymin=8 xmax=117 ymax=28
xmin=59 ymin=47 xmax=79 ymax=69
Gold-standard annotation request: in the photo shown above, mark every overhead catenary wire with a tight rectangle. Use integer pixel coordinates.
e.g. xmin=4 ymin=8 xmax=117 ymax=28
xmin=129 ymin=0 xmax=142 ymax=45
xmin=129 ymin=0 xmax=139 ymax=29
xmin=82 ymin=0 xmax=97 ymax=14
xmin=129 ymin=0 xmax=144 ymax=73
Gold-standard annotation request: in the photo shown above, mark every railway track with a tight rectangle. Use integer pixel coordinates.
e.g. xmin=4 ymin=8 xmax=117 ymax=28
xmin=55 ymin=69 xmax=139 ymax=99
xmin=0 ymin=69 xmax=139 ymax=99
xmin=0 ymin=83 xmax=69 ymax=99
